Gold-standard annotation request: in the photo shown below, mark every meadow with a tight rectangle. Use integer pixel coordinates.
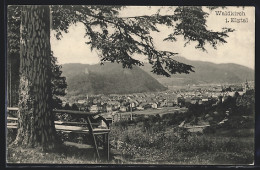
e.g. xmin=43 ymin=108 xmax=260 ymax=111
xmin=109 ymin=117 xmax=254 ymax=165
xmin=7 ymin=115 xmax=254 ymax=165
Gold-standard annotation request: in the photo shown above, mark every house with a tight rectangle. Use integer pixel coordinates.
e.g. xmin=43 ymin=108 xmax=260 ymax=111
xmin=106 ymin=105 xmax=114 ymax=112
xmin=62 ymin=101 xmax=67 ymax=107
xmin=90 ymin=105 xmax=99 ymax=113
xmin=136 ymin=106 xmax=145 ymax=110
xmin=185 ymin=97 xmax=192 ymax=104
xmin=107 ymin=101 xmax=120 ymax=110
xmin=139 ymin=102 xmax=151 ymax=109
xmin=167 ymin=102 xmax=174 ymax=107
xmin=239 ymin=91 xmax=246 ymax=96
xmin=152 ymin=103 xmax=158 ymax=109
xmin=160 ymin=100 xmax=167 ymax=107
xmin=202 ymin=97 xmax=209 ymax=102
xmin=191 ymin=97 xmax=202 ymax=104
xmin=79 ymin=107 xmax=88 ymax=111
xmin=77 ymin=100 xmax=86 ymax=104
xmin=119 ymin=106 xmax=127 ymax=112
xmin=130 ymin=102 xmax=137 ymax=109
xmin=227 ymin=91 xmax=235 ymax=97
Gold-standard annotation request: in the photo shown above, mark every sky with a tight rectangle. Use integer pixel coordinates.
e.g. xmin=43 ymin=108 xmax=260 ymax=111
xmin=50 ymin=6 xmax=255 ymax=69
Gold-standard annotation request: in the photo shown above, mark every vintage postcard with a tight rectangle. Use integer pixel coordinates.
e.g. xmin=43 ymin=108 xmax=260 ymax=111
xmin=6 ymin=5 xmax=255 ymax=166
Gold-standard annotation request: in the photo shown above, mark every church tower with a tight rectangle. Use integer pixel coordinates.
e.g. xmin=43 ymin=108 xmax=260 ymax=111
xmin=243 ymin=80 xmax=249 ymax=92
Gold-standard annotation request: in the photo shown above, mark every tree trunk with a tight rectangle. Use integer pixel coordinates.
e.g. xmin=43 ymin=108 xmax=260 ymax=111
xmin=12 ymin=5 xmax=58 ymax=151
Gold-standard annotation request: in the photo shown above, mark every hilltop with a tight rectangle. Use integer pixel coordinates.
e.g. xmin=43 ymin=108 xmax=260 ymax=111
xmin=61 ymin=62 xmax=167 ymax=96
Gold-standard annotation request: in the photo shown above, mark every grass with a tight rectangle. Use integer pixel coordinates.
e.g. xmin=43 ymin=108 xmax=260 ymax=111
xmin=6 ymin=121 xmax=254 ymax=165
xmin=7 ymin=143 xmax=104 ymax=164
xmin=6 ymin=129 xmax=111 ymax=164
xmin=7 ymin=146 xmax=92 ymax=164
xmin=109 ymin=122 xmax=254 ymax=165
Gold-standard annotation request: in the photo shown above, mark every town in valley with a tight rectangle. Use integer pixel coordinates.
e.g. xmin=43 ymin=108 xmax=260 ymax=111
xmin=61 ymin=80 xmax=254 ymax=129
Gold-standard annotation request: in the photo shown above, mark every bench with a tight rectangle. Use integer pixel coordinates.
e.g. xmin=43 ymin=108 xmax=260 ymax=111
xmin=6 ymin=107 xmax=111 ymax=161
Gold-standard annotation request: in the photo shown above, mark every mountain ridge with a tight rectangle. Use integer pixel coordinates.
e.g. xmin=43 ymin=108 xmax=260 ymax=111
xmin=139 ymin=56 xmax=254 ymax=86
xmin=61 ymin=62 xmax=167 ymax=95
xmin=61 ymin=57 xmax=254 ymax=95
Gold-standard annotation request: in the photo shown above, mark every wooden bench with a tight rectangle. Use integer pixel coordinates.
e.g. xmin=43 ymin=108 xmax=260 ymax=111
xmin=6 ymin=107 xmax=111 ymax=161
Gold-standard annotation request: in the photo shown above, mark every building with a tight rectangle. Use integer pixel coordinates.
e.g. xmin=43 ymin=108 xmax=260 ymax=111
xmin=112 ymin=112 xmax=132 ymax=122
xmin=152 ymin=103 xmax=158 ymax=109
xmin=119 ymin=106 xmax=127 ymax=112
xmin=191 ymin=97 xmax=202 ymax=104
xmin=90 ymin=105 xmax=99 ymax=113
xmin=136 ymin=106 xmax=145 ymax=110
xmin=201 ymin=97 xmax=209 ymax=103
xmin=77 ymin=100 xmax=86 ymax=104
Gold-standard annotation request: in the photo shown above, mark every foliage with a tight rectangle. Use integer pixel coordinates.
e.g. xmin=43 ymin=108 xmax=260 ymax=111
xmin=7 ymin=6 xmax=68 ymax=108
xmin=204 ymin=90 xmax=255 ymax=131
xmin=236 ymin=89 xmax=255 ymax=114
xmin=49 ymin=5 xmax=234 ymax=77
xmin=172 ymin=7 xmax=233 ymax=51
xmin=8 ymin=6 xmax=233 ymax=77
xmin=50 ymin=53 xmax=68 ymax=109
xmin=7 ymin=6 xmax=21 ymax=106
xmin=71 ymin=103 xmax=79 ymax=110
xmin=7 ymin=6 xmax=21 ymax=55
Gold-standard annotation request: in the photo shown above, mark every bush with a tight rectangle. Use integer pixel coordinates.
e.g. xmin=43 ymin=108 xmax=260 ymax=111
xmin=203 ymin=126 xmax=216 ymax=134
xmin=7 ymin=129 xmax=17 ymax=144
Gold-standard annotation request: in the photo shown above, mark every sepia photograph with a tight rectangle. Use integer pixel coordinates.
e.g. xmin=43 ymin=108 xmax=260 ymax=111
xmin=6 ymin=5 xmax=255 ymax=165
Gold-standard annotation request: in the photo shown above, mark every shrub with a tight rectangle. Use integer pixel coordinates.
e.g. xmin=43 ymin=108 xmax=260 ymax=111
xmin=7 ymin=129 xmax=17 ymax=144
xmin=203 ymin=125 xmax=216 ymax=134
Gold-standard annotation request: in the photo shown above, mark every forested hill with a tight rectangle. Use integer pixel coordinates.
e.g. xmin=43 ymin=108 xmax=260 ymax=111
xmin=61 ymin=62 xmax=167 ymax=95
xmin=140 ymin=56 xmax=254 ymax=86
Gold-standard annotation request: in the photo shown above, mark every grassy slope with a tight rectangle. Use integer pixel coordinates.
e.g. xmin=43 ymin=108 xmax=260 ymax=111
xmin=109 ymin=123 xmax=254 ymax=165
xmin=6 ymin=123 xmax=254 ymax=165
xmin=6 ymin=129 xmax=254 ymax=165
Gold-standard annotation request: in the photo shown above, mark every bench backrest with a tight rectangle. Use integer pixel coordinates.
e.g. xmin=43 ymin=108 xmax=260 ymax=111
xmin=7 ymin=108 xmax=110 ymax=131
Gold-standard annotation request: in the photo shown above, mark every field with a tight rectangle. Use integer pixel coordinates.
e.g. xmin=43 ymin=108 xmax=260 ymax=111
xmin=109 ymin=122 xmax=254 ymax=165
xmin=130 ymin=107 xmax=188 ymax=116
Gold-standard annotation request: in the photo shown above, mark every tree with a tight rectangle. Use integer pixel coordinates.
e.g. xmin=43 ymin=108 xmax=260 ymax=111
xmin=63 ymin=103 xmax=71 ymax=110
xmin=8 ymin=5 xmax=234 ymax=150
xmin=7 ymin=6 xmax=21 ymax=107
xmin=236 ymin=89 xmax=255 ymax=115
xmin=71 ymin=103 xmax=79 ymax=111
xmin=8 ymin=6 xmax=68 ymax=109
xmin=50 ymin=53 xmax=68 ymax=109
xmin=11 ymin=6 xmax=58 ymax=150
